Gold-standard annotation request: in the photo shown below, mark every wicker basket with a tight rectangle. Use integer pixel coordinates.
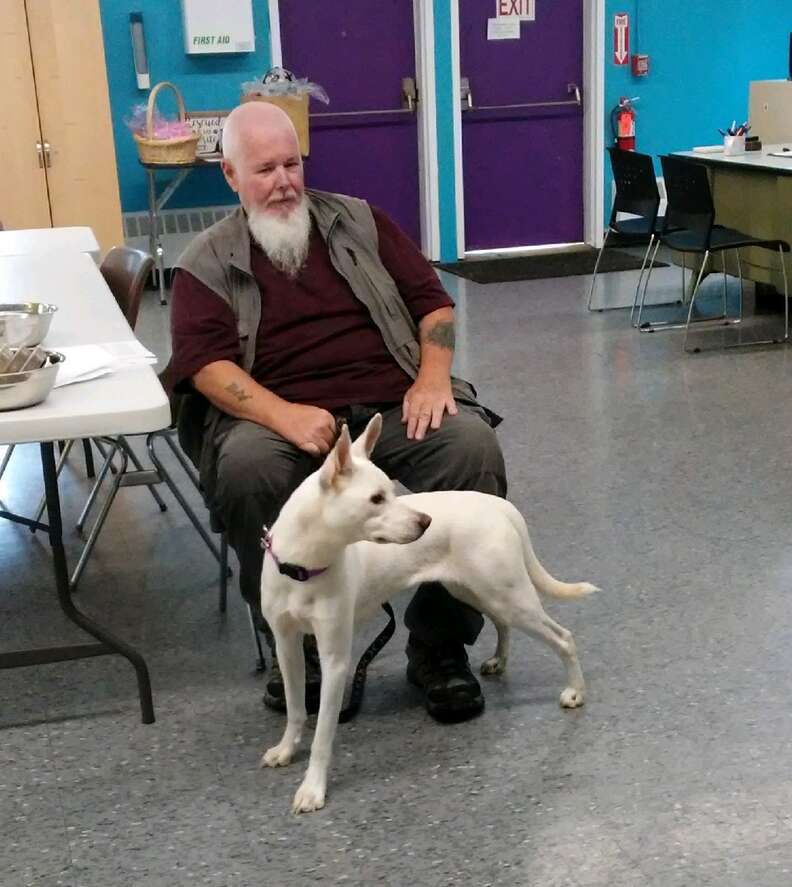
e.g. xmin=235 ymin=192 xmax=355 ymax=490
xmin=134 ymin=81 xmax=199 ymax=165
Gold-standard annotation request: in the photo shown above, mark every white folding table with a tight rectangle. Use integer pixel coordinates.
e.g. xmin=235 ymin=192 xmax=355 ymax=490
xmin=0 ymin=252 xmax=170 ymax=723
xmin=0 ymin=226 xmax=101 ymax=262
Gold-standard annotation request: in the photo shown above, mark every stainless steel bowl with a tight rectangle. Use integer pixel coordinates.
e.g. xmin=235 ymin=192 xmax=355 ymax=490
xmin=0 ymin=303 xmax=58 ymax=347
xmin=0 ymin=350 xmax=64 ymax=411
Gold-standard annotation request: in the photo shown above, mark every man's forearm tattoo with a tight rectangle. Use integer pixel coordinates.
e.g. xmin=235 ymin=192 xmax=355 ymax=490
xmin=225 ymin=381 xmax=253 ymax=404
xmin=424 ymin=321 xmax=455 ymax=350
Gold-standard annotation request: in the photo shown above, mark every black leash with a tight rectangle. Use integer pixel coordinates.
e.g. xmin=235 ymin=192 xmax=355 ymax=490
xmin=338 ymin=602 xmax=396 ymax=723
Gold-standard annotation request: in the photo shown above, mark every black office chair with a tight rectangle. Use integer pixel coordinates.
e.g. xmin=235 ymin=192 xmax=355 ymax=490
xmin=588 ymin=147 xmax=681 ymax=318
xmin=638 ymin=155 xmax=790 ymax=351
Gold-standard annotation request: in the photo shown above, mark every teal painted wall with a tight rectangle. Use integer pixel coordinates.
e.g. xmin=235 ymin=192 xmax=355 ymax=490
xmin=98 ymin=3 xmax=792 ymax=249
xmin=433 ymin=0 xmax=459 ymax=261
xmin=603 ymin=1 xmax=792 ymax=222
xmin=99 ymin=1 xmax=272 ymax=213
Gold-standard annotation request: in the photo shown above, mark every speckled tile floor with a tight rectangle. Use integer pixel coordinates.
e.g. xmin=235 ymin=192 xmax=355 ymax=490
xmin=3 ymin=261 xmax=792 ymax=886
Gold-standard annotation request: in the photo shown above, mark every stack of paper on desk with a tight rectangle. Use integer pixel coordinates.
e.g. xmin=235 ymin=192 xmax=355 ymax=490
xmin=50 ymin=340 xmax=158 ymax=388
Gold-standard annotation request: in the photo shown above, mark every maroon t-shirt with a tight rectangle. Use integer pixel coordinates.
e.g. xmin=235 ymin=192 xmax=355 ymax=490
xmin=170 ymin=206 xmax=453 ymax=411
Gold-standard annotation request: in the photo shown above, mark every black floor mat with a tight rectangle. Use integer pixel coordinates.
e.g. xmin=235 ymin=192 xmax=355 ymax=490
xmin=436 ymin=248 xmax=667 ymax=284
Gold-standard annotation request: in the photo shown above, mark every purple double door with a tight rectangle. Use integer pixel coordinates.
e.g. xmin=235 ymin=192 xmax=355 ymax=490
xmin=460 ymin=0 xmax=584 ymax=250
xmin=279 ymin=1 xmax=421 ymax=243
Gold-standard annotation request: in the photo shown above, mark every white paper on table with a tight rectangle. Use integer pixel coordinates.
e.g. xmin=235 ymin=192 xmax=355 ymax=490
xmin=50 ymin=341 xmax=157 ymax=388
xmin=487 ymin=17 xmax=520 ymax=40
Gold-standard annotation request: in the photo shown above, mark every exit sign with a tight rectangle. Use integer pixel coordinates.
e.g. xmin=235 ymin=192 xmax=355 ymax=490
xmin=497 ymin=0 xmax=535 ymax=20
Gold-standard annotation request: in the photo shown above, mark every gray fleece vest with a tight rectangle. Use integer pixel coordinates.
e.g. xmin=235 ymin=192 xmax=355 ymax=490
xmin=174 ymin=189 xmax=492 ymax=505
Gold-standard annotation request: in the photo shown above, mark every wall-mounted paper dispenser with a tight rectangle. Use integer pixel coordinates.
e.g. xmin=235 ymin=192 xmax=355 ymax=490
xmin=129 ymin=12 xmax=150 ymax=90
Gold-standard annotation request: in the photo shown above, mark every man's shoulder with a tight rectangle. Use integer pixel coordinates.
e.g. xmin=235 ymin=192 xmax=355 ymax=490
xmin=307 ymin=188 xmax=371 ymax=216
xmin=177 ymin=207 xmax=246 ymax=270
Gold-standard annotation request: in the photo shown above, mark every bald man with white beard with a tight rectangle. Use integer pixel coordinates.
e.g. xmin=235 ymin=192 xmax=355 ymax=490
xmin=171 ymin=102 xmax=507 ymax=723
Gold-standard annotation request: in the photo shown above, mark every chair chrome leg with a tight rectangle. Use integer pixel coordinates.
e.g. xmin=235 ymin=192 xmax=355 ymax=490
xmin=119 ymin=436 xmax=167 ymax=513
xmin=158 ymin=430 xmax=201 ymax=491
xmin=634 ymin=238 xmax=662 ymax=329
xmin=684 ymin=250 xmax=712 ymax=352
xmin=71 ymin=446 xmax=130 ymax=589
xmin=586 ymin=228 xmax=610 ymax=311
xmin=219 ymin=533 xmax=228 ymax=614
xmin=781 ymin=246 xmax=790 ymax=343
xmin=735 ymin=250 xmax=744 ymax=323
xmin=630 ymin=233 xmax=655 ymax=321
xmin=0 ymin=443 xmax=15 ymax=481
xmin=146 ymin=432 xmax=223 ymax=562
xmin=77 ymin=439 xmax=122 ymax=534
xmin=721 ymin=251 xmax=728 ymax=318
xmin=247 ymin=603 xmax=266 ymax=673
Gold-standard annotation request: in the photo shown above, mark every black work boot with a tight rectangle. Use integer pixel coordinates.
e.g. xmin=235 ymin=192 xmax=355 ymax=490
xmin=405 ymin=635 xmax=484 ymax=723
xmin=262 ymin=634 xmax=322 ymax=715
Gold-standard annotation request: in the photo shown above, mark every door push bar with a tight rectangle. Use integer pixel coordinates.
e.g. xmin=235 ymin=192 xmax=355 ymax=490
xmin=460 ymin=78 xmax=582 ymax=112
xmin=310 ymin=76 xmax=418 ymax=119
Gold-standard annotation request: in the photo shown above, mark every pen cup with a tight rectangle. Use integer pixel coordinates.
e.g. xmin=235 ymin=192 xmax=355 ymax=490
xmin=723 ymin=134 xmax=746 ymax=156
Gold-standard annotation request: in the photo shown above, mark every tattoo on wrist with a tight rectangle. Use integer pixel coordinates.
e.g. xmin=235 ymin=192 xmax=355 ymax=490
xmin=225 ymin=382 xmax=253 ymax=404
xmin=425 ymin=321 xmax=455 ymax=350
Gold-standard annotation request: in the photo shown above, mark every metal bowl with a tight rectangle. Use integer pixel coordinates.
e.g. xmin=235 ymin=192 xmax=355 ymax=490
xmin=0 ymin=350 xmax=64 ymax=411
xmin=0 ymin=303 xmax=58 ymax=347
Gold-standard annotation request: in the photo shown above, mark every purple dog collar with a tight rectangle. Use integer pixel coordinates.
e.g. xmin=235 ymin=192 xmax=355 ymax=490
xmin=261 ymin=528 xmax=330 ymax=583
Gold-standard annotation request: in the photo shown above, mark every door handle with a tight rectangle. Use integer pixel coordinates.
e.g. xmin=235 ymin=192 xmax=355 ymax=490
xmin=460 ymin=76 xmax=473 ymax=110
xmin=43 ymin=141 xmax=52 ymax=168
xmin=401 ymin=76 xmax=418 ymax=113
xmin=36 ymin=141 xmax=44 ymax=168
xmin=460 ymin=79 xmax=583 ymax=113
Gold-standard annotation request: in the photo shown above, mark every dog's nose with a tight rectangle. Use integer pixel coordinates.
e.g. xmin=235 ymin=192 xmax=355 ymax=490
xmin=418 ymin=513 xmax=432 ymax=532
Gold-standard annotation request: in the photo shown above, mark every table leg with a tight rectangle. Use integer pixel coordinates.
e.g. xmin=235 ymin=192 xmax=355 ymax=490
xmin=40 ymin=440 xmax=155 ymax=724
xmin=147 ymin=170 xmax=167 ymax=306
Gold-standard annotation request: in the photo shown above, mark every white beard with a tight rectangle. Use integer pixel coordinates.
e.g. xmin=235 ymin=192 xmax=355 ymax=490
xmin=247 ymin=198 xmax=311 ymax=279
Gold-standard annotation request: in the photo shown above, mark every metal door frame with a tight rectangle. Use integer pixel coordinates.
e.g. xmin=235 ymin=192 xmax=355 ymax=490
xmin=452 ymin=0 xmax=605 ymax=258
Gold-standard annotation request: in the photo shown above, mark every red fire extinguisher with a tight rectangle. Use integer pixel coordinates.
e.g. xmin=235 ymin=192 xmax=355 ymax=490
xmin=611 ymin=96 xmax=639 ymax=150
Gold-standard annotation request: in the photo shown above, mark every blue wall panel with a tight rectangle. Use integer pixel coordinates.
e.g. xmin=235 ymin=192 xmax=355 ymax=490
xmin=99 ymin=0 xmax=272 ymax=212
xmin=603 ymin=1 xmax=792 ymax=221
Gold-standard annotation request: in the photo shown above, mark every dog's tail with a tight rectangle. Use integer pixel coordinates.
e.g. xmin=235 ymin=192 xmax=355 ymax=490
xmin=508 ymin=506 xmax=599 ymax=600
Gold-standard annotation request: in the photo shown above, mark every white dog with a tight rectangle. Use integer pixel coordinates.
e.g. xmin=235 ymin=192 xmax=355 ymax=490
xmin=260 ymin=414 xmax=597 ymax=813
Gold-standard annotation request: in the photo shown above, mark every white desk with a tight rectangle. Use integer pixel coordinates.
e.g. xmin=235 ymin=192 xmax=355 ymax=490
xmin=0 ymin=226 xmax=101 ymax=261
xmin=0 ymin=251 xmax=170 ymax=723
xmin=673 ymin=146 xmax=792 ymax=294
xmin=675 ymin=144 xmax=792 ymax=174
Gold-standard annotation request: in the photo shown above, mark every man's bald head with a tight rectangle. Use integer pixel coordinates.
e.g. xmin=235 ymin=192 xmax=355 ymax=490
xmin=221 ymin=101 xmax=299 ymax=167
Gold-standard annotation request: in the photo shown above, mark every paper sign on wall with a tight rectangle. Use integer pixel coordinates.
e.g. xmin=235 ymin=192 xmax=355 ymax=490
xmin=613 ymin=13 xmax=630 ymax=65
xmin=488 ymin=17 xmax=521 ymax=40
xmin=496 ymin=0 xmax=535 ymax=20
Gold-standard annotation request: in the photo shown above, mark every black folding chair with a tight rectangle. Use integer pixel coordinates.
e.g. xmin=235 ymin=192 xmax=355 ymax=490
xmin=588 ymin=147 xmax=681 ymax=318
xmin=638 ymin=155 xmax=790 ymax=351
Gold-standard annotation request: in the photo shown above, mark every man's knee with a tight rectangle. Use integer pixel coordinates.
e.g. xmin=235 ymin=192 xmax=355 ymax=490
xmin=214 ymin=420 xmax=313 ymax=505
xmin=410 ymin=410 xmax=507 ymax=496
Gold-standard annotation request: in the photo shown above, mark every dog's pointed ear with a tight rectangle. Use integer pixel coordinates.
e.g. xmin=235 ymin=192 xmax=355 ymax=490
xmin=319 ymin=424 xmax=353 ymax=489
xmin=351 ymin=413 xmax=382 ymax=459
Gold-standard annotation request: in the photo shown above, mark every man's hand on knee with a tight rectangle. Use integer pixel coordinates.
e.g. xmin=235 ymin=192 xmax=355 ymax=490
xmin=402 ymin=378 xmax=458 ymax=441
xmin=273 ymin=403 xmax=338 ymax=455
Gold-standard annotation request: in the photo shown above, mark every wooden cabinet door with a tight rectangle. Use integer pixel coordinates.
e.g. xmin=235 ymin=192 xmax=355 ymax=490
xmin=26 ymin=0 xmax=123 ymax=253
xmin=0 ymin=0 xmax=52 ymax=229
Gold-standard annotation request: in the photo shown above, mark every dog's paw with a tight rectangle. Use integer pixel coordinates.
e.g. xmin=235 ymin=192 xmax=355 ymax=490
xmin=260 ymin=743 xmax=296 ymax=768
xmin=560 ymin=687 xmax=585 ymax=708
xmin=292 ymin=780 xmax=326 ymax=814
xmin=480 ymin=657 xmax=506 ymax=676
